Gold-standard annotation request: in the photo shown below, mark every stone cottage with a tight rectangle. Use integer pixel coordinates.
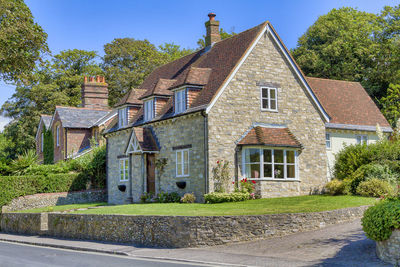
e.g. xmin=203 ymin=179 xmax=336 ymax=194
xmin=105 ymin=13 xmax=391 ymax=203
xmin=36 ymin=76 xmax=116 ymax=163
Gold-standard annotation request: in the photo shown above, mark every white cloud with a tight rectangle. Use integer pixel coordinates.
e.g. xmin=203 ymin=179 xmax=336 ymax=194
xmin=0 ymin=116 xmax=11 ymax=132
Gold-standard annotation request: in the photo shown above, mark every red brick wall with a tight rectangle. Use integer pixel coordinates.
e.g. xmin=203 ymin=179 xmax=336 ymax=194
xmin=155 ymin=98 xmax=168 ymax=116
xmin=52 ymin=112 xmax=65 ymax=163
xmin=66 ymin=129 xmax=92 ymax=157
xmin=187 ymin=89 xmax=201 ymax=108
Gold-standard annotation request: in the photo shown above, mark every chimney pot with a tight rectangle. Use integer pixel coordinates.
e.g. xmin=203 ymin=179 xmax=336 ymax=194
xmin=96 ymin=75 xmax=100 ymax=83
xmin=208 ymin=13 xmax=216 ymax=21
xmin=84 ymin=76 xmax=87 ymax=83
xmin=89 ymin=77 xmax=94 ymax=82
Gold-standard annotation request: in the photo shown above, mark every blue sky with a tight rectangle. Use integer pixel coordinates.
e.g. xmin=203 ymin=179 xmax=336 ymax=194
xmin=0 ymin=0 xmax=398 ymax=131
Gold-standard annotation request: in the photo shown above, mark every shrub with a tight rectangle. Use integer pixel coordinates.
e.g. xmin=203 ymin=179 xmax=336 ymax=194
xmin=181 ymin=193 xmax=196 ymax=203
xmin=238 ymin=178 xmax=256 ymax=194
xmin=0 ymin=173 xmax=86 ymax=208
xmin=43 ymin=129 xmax=54 ymax=165
xmin=356 ymin=178 xmax=394 ymax=198
xmin=362 ymin=200 xmax=400 ymax=241
xmin=9 ymin=150 xmax=38 ymax=175
xmin=156 ymin=191 xmax=180 ymax=203
xmin=324 ymin=179 xmax=345 ymax=195
xmin=140 ymin=192 xmax=154 ymax=203
xmin=204 ymin=192 xmax=250 ymax=204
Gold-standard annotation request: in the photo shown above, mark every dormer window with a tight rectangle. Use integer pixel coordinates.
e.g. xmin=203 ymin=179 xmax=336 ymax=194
xmin=118 ymin=108 xmax=127 ymax=128
xmin=175 ymin=89 xmax=186 ymax=114
xmin=144 ymin=99 xmax=154 ymax=122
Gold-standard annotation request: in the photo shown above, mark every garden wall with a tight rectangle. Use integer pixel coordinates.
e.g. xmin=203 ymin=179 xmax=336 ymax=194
xmin=376 ymin=229 xmax=400 ymax=265
xmin=1 ymin=213 xmax=43 ymax=235
xmin=1 ymin=206 xmax=369 ymax=247
xmin=1 ymin=189 xmax=106 ymax=212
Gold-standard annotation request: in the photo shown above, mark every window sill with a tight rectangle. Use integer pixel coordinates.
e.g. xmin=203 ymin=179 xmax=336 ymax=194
xmin=260 ymin=108 xmax=278 ymax=113
xmin=248 ymin=178 xmax=300 ymax=182
xmin=176 ymin=175 xmax=189 ymax=178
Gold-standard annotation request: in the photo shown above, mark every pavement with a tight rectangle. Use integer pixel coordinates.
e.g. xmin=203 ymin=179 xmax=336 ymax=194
xmin=0 ymin=219 xmax=391 ymax=267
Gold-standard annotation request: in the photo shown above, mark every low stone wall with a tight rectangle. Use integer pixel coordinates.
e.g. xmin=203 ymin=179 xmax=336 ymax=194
xmin=376 ymin=229 xmax=400 ymax=265
xmin=1 ymin=206 xmax=369 ymax=247
xmin=1 ymin=189 xmax=107 ymax=212
xmin=0 ymin=213 xmax=42 ymax=235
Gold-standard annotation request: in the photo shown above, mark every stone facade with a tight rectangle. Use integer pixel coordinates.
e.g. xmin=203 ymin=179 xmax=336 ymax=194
xmin=1 ymin=206 xmax=369 ymax=247
xmin=107 ymin=113 xmax=206 ymax=204
xmin=1 ymin=190 xmax=107 ymax=212
xmin=207 ymin=31 xmax=327 ymax=197
xmin=376 ymin=229 xmax=400 ymax=265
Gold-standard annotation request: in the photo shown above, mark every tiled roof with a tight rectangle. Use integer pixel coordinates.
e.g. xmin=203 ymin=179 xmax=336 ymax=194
xmin=55 ymin=106 xmax=111 ymax=128
xmin=238 ymin=126 xmax=302 ymax=148
xmin=115 ymin=21 xmax=267 ymax=124
xmin=133 ymin=127 xmax=159 ymax=152
xmin=41 ymin=115 xmax=52 ymax=129
xmin=115 ymin=89 xmax=147 ymax=107
xmin=306 ymin=77 xmax=391 ymax=128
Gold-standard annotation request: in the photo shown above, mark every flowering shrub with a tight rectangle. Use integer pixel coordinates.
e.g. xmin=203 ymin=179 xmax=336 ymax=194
xmin=181 ymin=193 xmax=196 ymax=203
xmin=235 ymin=178 xmax=256 ymax=194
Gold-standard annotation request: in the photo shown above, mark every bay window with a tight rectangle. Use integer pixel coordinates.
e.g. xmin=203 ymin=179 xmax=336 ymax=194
xmin=243 ymin=148 xmax=298 ymax=180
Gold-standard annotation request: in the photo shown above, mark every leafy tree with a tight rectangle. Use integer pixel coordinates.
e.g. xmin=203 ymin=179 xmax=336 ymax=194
xmin=0 ymin=49 xmax=102 ymax=158
xmin=0 ymin=0 xmax=48 ymax=82
xmin=103 ymin=38 xmax=193 ymax=106
xmin=197 ymin=28 xmax=236 ymax=48
xmin=380 ymin=84 xmax=400 ymax=126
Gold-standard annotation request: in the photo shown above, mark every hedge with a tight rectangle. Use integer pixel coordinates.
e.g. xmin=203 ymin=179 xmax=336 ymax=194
xmin=204 ymin=192 xmax=250 ymax=203
xmin=0 ymin=173 xmax=86 ymax=208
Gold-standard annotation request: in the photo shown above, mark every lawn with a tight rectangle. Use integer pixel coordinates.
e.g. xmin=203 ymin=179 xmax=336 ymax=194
xmin=17 ymin=195 xmax=377 ymax=216
xmin=14 ymin=202 xmax=107 ymax=213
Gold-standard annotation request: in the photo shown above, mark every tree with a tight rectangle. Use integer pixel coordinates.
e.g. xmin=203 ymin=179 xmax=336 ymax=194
xmin=197 ymin=28 xmax=236 ymax=48
xmin=0 ymin=0 xmax=48 ymax=82
xmin=292 ymin=5 xmax=400 ymax=101
xmin=0 ymin=49 xmax=102 ymax=158
xmin=380 ymin=84 xmax=400 ymax=127
xmin=103 ymin=38 xmax=193 ymax=106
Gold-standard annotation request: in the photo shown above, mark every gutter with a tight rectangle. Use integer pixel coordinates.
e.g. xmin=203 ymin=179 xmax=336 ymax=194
xmin=201 ymin=111 xmax=209 ymax=195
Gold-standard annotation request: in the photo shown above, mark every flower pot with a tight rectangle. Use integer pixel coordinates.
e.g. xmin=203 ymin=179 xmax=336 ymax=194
xmin=176 ymin=181 xmax=186 ymax=189
xmin=118 ymin=184 xmax=126 ymax=192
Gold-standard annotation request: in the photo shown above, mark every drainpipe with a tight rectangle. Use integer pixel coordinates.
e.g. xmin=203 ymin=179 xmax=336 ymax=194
xmin=141 ymin=154 xmax=145 ymax=194
xmin=201 ymin=111 xmax=209 ymax=194
xmin=127 ymin=154 xmax=133 ymax=203
xmin=105 ymin=136 xmax=109 ymax=202
xmin=234 ymin=147 xmax=239 ymax=188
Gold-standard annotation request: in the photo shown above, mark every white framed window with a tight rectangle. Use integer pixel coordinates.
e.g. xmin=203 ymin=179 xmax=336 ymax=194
xmin=176 ymin=149 xmax=189 ymax=177
xmin=175 ymin=89 xmax=186 ymax=114
xmin=243 ymin=148 xmax=298 ymax=180
xmin=119 ymin=158 xmax=129 ymax=182
xmin=261 ymin=87 xmax=278 ymax=112
xmin=326 ymin=133 xmax=331 ymax=149
xmin=356 ymin=135 xmax=368 ymax=145
xmin=41 ymin=132 xmax=44 ymax=152
xmin=144 ymin=99 xmax=154 ymax=122
xmin=118 ymin=108 xmax=127 ymax=128
xmin=56 ymin=126 xmax=60 ymax=147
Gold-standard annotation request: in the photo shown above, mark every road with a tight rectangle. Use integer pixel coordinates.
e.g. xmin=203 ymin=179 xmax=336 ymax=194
xmin=0 ymin=241 xmax=214 ymax=267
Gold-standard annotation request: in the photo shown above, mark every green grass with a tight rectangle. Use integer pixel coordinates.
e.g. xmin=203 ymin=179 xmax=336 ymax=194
xmin=14 ymin=202 xmax=107 ymax=213
xmin=68 ymin=195 xmax=377 ymax=216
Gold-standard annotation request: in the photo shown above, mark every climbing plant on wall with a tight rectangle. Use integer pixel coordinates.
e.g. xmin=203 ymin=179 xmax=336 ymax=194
xmin=43 ymin=129 xmax=54 ymax=165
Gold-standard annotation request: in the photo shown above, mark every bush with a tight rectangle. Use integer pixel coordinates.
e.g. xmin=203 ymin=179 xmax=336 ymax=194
xmin=324 ymin=179 xmax=345 ymax=195
xmin=204 ymin=192 xmax=250 ymax=204
xmin=9 ymin=150 xmax=38 ymax=175
xmin=362 ymin=200 xmax=400 ymax=241
xmin=140 ymin=192 xmax=154 ymax=203
xmin=0 ymin=173 xmax=87 ymax=208
xmin=181 ymin=193 xmax=196 ymax=203
xmin=356 ymin=178 xmax=394 ymax=198
xmin=156 ymin=191 xmax=180 ymax=203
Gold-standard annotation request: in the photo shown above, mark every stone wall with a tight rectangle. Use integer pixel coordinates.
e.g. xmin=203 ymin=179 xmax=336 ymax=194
xmin=1 ymin=213 xmax=42 ymax=235
xmin=1 ymin=190 xmax=106 ymax=212
xmin=207 ymin=28 xmax=328 ymax=197
xmin=376 ymin=229 xmax=400 ymax=265
xmin=1 ymin=206 xmax=368 ymax=247
xmin=107 ymin=113 xmax=205 ymax=204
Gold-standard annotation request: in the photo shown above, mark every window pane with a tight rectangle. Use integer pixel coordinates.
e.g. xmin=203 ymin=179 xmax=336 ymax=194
xmin=184 ymin=150 xmax=189 ymax=164
xmin=274 ymin=150 xmax=284 ymax=163
xmin=177 ymin=151 xmax=182 ymax=164
xmin=262 ymin=99 xmax=269 ymax=109
xmin=264 ymin=164 xmax=272 ymax=178
xmin=287 ymin=165 xmax=295 ymax=178
xmin=184 ymin=163 xmax=189 ymax=175
xmin=274 ymin=164 xmax=284 ymax=178
xmin=269 ymin=89 xmax=276 ymax=99
xmin=270 ymin=99 xmax=276 ymax=110
xmin=263 ymin=149 xmax=272 ymax=163
xmin=245 ymin=149 xmax=260 ymax=163
xmin=262 ymin=88 xmax=268 ymax=98
xmin=246 ymin=163 xmax=260 ymax=178
xmin=177 ymin=163 xmax=182 ymax=176
xmin=356 ymin=136 xmax=361 ymax=144
xmin=287 ymin=151 xmax=295 ymax=164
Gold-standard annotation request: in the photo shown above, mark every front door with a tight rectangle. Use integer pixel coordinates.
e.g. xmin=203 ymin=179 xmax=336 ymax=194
xmin=146 ymin=154 xmax=156 ymax=193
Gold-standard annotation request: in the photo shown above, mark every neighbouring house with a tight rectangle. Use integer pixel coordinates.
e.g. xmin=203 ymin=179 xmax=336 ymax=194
xmin=104 ymin=13 xmax=392 ymax=204
xmin=35 ymin=76 xmax=116 ymax=163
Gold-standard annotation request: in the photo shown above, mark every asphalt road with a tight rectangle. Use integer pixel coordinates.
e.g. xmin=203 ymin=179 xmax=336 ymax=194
xmin=0 ymin=241 xmax=213 ymax=267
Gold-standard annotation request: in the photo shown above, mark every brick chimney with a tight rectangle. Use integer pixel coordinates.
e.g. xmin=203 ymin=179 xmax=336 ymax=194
xmin=205 ymin=13 xmax=221 ymax=47
xmin=81 ymin=76 xmax=109 ymax=109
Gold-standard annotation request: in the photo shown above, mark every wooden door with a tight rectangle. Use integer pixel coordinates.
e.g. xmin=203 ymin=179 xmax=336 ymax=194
xmin=146 ymin=154 xmax=156 ymax=193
